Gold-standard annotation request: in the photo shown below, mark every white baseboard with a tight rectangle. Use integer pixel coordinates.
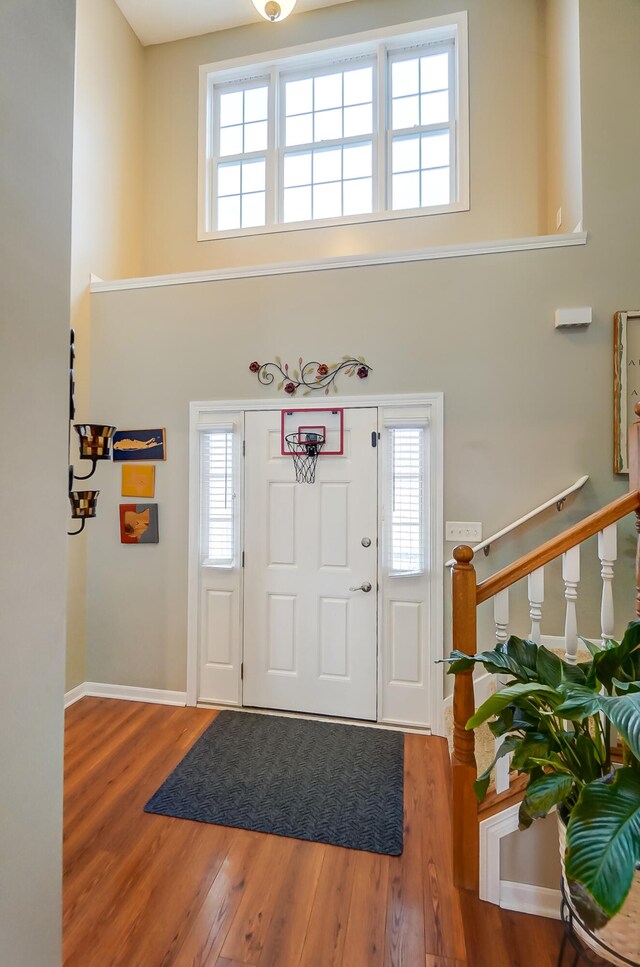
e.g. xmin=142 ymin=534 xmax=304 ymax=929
xmin=64 ymin=683 xmax=87 ymax=708
xmin=65 ymin=682 xmax=187 ymax=707
xmin=500 ymin=881 xmax=561 ymax=920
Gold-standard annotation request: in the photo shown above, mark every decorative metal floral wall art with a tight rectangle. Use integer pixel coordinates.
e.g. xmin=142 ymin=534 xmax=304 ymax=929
xmin=249 ymin=356 xmax=371 ymax=396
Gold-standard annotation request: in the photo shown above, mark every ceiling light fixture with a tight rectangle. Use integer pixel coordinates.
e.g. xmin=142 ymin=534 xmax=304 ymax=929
xmin=251 ymin=0 xmax=297 ymax=22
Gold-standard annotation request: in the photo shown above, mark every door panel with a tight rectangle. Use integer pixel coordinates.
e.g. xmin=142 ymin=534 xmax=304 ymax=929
xmin=243 ymin=407 xmax=378 ymax=720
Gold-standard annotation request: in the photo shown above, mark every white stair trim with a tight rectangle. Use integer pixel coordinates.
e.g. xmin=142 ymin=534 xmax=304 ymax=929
xmin=500 ymin=882 xmax=561 ymax=920
xmin=479 ymin=801 xmax=561 ymax=920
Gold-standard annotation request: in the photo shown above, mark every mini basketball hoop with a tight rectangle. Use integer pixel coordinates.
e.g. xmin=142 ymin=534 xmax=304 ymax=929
xmin=285 ymin=431 xmax=325 ymax=483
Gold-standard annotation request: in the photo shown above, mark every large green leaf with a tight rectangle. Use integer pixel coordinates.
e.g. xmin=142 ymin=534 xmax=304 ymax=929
xmin=598 ymin=693 xmax=640 ymax=760
xmin=535 ymin=646 xmax=563 ymax=687
xmin=441 ymin=647 xmax=531 ymax=679
xmin=466 ymin=682 xmax=560 ymax=730
xmin=504 ymin=637 xmax=538 ymax=675
xmin=441 ymin=650 xmax=475 ymax=674
xmin=519 ymin=773 xmax=574 ymax=829
xmin=536 ymin=646 xmax=586 ymax=688
xmin=613 ymin=677 xmax=640 ymax=694
xmin=574 ymin=730 xmax=606 ymax=779
xmin=555 ymin=684 xmax=602 ymax=720
xmin=580 ymin=636 xmax=604 ymax=659
xmin=470 ymin=647 xmax=534 ymax=680
xmin=487 ymin=706 xmax=515 ymax=737
xmin=510 ymin=734 xmax=550 ymax=771
xmin=591 ymin=622 xmax=640 ymax=691
xmin=565 ymin=768 xmax=640 ymax=929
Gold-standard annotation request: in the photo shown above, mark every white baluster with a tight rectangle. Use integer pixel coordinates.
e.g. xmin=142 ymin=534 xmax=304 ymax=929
xmin=528 ymin=567 xmax=545 ymax=644
xmin=598 ymin=524 xmax=617 ymax=645
xmin=494 ymin=588 xmax=509 ymax=645
xmin=493 ymin=588 xmax=511 ymax=793
xmin=563 ymin=545 xmax=581 ymax=664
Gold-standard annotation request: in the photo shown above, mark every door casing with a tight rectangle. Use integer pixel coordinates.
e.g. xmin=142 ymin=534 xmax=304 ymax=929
xmin=187 ymin=392 xmax=444 ymax=734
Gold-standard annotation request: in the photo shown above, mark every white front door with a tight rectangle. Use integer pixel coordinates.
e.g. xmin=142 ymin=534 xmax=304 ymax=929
xmin=243 ymin=407 xmax=378 ymax=720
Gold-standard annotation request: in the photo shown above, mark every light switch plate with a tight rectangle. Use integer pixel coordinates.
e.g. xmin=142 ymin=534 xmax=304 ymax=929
xmin=446 ymin=521 xmax=482 ymax=542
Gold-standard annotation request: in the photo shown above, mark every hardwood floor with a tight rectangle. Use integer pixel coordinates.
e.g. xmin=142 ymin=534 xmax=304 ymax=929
xmin=63 ymin=699 xmax=563 ymax=967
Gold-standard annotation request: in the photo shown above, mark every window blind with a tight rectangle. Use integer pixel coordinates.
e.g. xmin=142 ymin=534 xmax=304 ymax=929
xmin=200 ymin=429 xmax=235 ymax=566
xmin=388 ymin=426 xmax=425 ymax=575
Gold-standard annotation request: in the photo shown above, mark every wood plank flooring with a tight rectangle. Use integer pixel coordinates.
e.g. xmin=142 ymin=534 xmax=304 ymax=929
xmin=63 ymin=699 xmax=563 ymax=967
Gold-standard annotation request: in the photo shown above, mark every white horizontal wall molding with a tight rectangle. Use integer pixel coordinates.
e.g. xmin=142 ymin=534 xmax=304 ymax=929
xmin=90 ymin=231 xmax=587 ymax=294
xmin=64 ymin=683 xmax=187 ymax=707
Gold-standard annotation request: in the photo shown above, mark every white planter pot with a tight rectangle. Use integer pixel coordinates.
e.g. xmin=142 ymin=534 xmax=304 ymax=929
xmin=557 ymin=814 xmax=640 ymax=966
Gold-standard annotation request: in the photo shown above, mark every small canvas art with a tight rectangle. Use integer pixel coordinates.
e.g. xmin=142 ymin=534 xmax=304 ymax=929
xmin=119 ymin=503 xmax=159 ymax=544
xmin=121 ymin=464 xmax=155 ymax=498
xmin=112 ymin=428 xmax=166 ymax=461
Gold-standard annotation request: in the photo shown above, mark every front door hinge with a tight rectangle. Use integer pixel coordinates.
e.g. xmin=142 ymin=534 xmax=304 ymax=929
xmin=242 ymin=439 xmax=246 ymax=456
xmin=240 ymin=662 xmax=244 ymax=680
xmin=242 ymin=550 xmax=245 ymax=567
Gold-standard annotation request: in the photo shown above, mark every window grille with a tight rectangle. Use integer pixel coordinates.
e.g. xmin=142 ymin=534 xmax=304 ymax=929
xmin=200 ymin=429 xmax=235 ymax=566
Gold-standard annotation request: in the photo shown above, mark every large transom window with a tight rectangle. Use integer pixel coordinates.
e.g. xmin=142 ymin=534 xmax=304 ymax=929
xmin=199 ymin=14 xmax=468 ymax=238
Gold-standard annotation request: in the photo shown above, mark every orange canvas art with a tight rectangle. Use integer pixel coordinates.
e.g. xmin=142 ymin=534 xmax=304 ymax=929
xmin=121 ymin=464 xmax=155 ymax=498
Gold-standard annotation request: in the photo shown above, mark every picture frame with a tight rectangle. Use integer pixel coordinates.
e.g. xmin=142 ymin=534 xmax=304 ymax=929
xmin=112 ymin=428 xmax=166 ymax=462
xmin=121 ymin=464 xmax=155 ymax=498
xmin=614 ymin=310 xmax=640 ymax=473
xmin=119 ymin=503 xmax=159 ymax=544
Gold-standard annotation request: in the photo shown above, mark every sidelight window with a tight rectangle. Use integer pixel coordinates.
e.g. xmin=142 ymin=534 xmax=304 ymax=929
xmin=200 ymin=429 xmax=236 ymax=566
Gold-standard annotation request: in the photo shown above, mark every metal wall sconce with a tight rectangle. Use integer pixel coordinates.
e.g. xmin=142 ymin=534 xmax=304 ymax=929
xmin=68 ymin=490 xmax=100 ymax=536
xmin=73 ymin=424 xmax=116 ymax=480
xmin=67 ymin=331 xmax=115 ymax=536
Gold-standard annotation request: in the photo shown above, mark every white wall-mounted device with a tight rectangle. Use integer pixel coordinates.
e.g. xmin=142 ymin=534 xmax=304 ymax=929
xmin=554 ymin=307 xmax=592 ymax=328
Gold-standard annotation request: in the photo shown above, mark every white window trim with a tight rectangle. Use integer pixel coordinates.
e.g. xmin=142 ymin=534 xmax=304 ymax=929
xmin=197 ymin=12 xmax=469 ymax=242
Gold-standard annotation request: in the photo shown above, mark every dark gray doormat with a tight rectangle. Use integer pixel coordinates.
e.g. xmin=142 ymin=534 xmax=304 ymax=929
xmin=144 ymin=711 xmax=404 ymax=855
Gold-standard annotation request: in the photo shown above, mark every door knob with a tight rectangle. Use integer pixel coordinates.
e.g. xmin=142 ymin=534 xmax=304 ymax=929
xmin=349 ymin=581 xmax=372 ymax=592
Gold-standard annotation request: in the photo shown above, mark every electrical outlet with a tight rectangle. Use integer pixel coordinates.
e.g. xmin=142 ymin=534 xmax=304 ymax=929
xmin=445 ymin=521 xmax=482 ymax=542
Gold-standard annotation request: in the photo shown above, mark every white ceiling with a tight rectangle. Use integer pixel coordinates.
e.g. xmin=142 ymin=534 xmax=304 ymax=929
xmin=113 ymin=0 xmax=358 ymax=47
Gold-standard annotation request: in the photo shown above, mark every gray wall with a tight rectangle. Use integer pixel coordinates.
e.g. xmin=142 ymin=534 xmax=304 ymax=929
xmin=0 ymin=0 xmax=74 ymax=963
xmin=86 ymin=0 xmax=640 ymax=693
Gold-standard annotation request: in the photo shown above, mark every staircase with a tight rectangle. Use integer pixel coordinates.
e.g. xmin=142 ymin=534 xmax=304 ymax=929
xmin=449 ymin=412 xmax=640 ymax=894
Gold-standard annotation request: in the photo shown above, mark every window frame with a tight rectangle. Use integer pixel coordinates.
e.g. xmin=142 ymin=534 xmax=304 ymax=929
xmin=198 ymin=12 xmax=469 ymax=241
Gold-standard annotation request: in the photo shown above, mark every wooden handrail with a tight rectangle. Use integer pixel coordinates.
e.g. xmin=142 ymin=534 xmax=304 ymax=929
xmin=476 ymin=491 xmax=640 ymax=604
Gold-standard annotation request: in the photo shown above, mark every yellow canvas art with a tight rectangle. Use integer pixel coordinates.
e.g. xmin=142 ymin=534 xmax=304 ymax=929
xmin=121 ymin=464 xmax=155 ymax=498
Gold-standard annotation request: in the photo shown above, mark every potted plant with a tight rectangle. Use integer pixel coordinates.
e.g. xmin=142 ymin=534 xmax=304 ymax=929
xmin=444 ymin=621 xmax=640 ymax=964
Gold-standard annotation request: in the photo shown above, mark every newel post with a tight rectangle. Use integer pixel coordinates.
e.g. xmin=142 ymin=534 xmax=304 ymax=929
xmin=628 ymin=403 xmax=640 ymax=618
xmin=451 ymin=544 xmax=479 ymax=891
